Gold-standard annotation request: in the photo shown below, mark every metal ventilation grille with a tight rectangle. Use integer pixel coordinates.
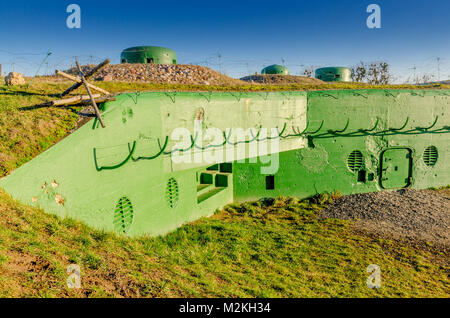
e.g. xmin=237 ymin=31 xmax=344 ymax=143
xmin=113 ymin=197 xmax=134 ymax=234
xmin=347 ymin=150 xmax=364 ymax=172
xmin=166 ymin=178 xmax=179 ymax=208
xmin=423 ymin=146 xmax=438 ymax=167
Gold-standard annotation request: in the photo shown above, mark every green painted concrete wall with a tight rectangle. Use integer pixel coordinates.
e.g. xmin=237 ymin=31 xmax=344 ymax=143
xmin=234 ymin=89 xmax=449 ymax=200
xmin=0 ymin=92 xmax=308 ymax=237
xmin=0 ymin=90 xmax=448 ymax=236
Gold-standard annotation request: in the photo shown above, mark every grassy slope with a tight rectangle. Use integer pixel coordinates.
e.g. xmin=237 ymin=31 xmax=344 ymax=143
xmin=0 ymin=80 xmax=449 ymax=297
xmin=0 ymin=84 xmax=77 ymax=176
xmin=0 ymin=191 xmax=448 ymax=298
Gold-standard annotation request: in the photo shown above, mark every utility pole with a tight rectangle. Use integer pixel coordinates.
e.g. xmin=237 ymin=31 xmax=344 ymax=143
xmin=409 ymin=65 xmax=417 ymax=83
xmin=218 ymin=53 xmax=222 ymax=72
xmin=436 ymin=57 xmax=441 ymax=81
xmin=218 ymin=53 xmax=222 ymax=86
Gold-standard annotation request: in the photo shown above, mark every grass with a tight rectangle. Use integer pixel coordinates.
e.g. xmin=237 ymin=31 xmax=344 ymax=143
xmin=32 ymin=76 xmax=450 ymax=93
xmin=0 ymin=78 xmax=449 ymax=297
xmin=0 ymin=83 xmax=79 ymax=177
xmin=0 ymin=191 xmax=448 ymax=298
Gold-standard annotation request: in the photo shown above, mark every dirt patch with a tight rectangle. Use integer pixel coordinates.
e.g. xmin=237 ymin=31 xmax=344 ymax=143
xmin=240 ymin=74 xmax=325 ymax=85
xmin=3 ymin=251 xmax=54 ymax=276
xmin=319 ymin=189 xmax=450 ymax=250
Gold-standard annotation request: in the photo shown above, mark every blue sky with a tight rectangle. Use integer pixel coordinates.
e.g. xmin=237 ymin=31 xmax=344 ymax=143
xmin=0 ymin=0 xmax=449 ymax=82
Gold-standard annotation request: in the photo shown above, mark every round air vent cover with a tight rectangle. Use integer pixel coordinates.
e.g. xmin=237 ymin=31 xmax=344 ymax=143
xmin=113 ymin=197 xmax=134 ymax=234
xmin=347 ymin=150 xmax=364 ymax=173
xmin=423 ymin=146 xmax=438 ymax=167
xmin=166 ymin=178 xmax=179 ymax=208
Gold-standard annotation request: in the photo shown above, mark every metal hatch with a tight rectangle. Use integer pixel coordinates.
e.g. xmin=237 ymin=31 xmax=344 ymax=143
xmin=380 ymin=148 xmax=412 ymax=189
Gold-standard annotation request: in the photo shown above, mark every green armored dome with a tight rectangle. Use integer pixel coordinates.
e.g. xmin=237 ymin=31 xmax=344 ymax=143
xmin=315 ymin=67 xmax=351 ymax=82
xmin=121 ymin=46 xmax=177 ymax=65
xmin=261 ymin=64 xmax=290 ymax=75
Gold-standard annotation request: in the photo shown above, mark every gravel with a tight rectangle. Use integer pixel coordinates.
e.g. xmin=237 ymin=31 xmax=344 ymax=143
xmin=65 ymin=64 xmax=247 ymax=86
xmin=319 ymin=189 xmax=450 ymax=249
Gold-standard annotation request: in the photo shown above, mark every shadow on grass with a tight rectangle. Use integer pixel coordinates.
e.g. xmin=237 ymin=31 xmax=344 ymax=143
xmin=0 ymin=88 xmax=61 ymax=98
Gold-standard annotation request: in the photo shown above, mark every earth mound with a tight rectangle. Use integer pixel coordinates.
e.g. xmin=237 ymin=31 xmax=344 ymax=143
xmin=65 ymin=63 xmax=247 ymax=86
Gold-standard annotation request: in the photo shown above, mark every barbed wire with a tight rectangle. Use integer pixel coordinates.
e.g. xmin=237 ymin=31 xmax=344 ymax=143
xmin=0 ymin=50 xmax=448 ymax=83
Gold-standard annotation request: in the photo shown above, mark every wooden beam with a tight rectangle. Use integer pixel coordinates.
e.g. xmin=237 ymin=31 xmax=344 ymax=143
xmin=38 ymin=94 xmax=101 ymax=107
xmin=53 ymin=94 xmax=101 ymax=106
xmin=76 ymin=60 xmax=106 ymax=128
xmin=60 ymin=59 xmax=110 ymax=97
xmin=75 ymin=96 xmax=116 ymax=105
xmin=56 ymin=70 xmax=110 ymax=95
xmin=28 ymin=94 xmax=115 ymax=109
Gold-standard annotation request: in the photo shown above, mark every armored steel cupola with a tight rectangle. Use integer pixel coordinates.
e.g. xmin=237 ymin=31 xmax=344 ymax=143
xmin=261 ymin=64 xmax=290 ymax=75
xmin=315 ymin=67 xmax=351 ymax=82
xmin=121 ymin=46 xmax=177 ymax=65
